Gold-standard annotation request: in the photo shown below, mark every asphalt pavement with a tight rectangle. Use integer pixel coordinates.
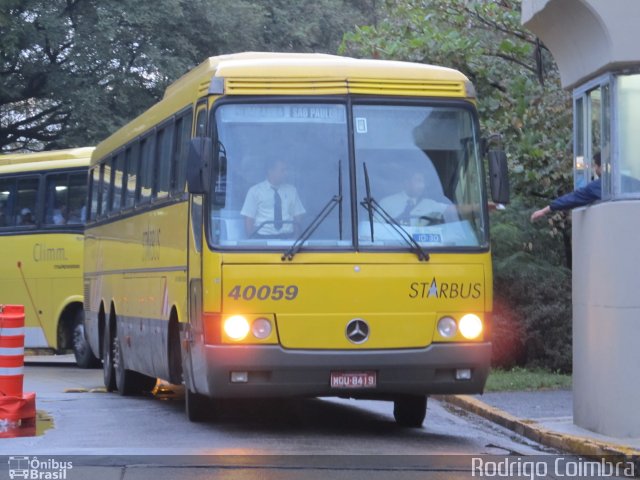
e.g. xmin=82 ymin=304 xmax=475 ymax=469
xmin=1 ymin=355 xmax=637 ymax=479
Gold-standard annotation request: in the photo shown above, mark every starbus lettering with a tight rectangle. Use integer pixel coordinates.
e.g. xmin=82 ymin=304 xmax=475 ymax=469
xmin=409 ymin=278 xmax=482 ymax=300
xmin=33 ymin=243 xmax=67 ymax=262
xmin=142 ymin=226 xmax=160 ymax=261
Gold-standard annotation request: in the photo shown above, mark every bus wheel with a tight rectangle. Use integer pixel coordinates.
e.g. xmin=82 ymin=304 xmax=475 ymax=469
xmin=102 ymin=321 xmax=117 ymax=392
xmin=393 ymin=395 xmax=427 ymax=428
xmin=73 ymin=311 xmax=100 ymax=369
xmin=113 ymin=326 xmax=136 ymax=396
xmin=113 ymin=324 xmax=156 ymax=396
xmin=185 ymin=388 xmax=210 ymax=422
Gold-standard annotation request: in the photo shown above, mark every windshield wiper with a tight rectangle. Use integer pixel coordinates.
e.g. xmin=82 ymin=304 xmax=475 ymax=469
xmin=282 ymin=160 xmax=344 ymax=261
xmin=282 ymin=193 xmax=341 ymax=261
xmin=360 ymin=162 xmax=430 ymax=262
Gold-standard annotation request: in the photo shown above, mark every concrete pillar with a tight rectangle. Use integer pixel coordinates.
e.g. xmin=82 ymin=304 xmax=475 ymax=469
xmin=572 ymin=202 xmax=640 ymax=437
xmin=523 ymin=0 xmax=640 ymax=437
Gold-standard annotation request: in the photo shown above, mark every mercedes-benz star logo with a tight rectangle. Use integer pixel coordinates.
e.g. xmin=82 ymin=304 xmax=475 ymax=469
xmin=345 ymin=319 xmax=369 ymax=344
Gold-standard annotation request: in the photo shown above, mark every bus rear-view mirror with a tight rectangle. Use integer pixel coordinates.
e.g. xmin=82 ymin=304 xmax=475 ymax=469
xmin=186 ymin=138 xmax=212 ymax=195
xmin=488 ymin=149 xmax=510 ymax=204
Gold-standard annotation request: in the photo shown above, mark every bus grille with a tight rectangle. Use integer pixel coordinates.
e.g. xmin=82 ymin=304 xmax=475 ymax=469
xmin=223 ymin=78 xmax=467 ymax=97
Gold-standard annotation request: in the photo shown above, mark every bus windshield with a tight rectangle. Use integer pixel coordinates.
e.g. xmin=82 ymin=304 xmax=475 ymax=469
xmin=210 ymin=101 xmax=486 ymax=250
xmin=212 ymin=103 xmax=351 ymax=248
xmin=354 ymin=104 xmax=486 ymax=249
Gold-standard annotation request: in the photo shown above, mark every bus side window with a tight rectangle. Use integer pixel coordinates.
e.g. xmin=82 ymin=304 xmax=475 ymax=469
xmin=124 ymin=143 xmax=139 ymax=209
xmin=155 ymin=122 xmax=174 ymax=200
xmin=89 ymin=167 xmax=100 ymax=221
xmin=68 ymin=173 xmax=87 ymax=224
xmin=112 ymin=152 xmax=125 ymax=213
xmin=16 ymin=176 xmax=39 ymax=226
xmin=101 ymin=160 xmax=112 ymax=217
xmin=195 ymin=108 xmax=207 ymax=137
xmin=172 ymin=111 xmax=193 ymax=195
xmin=0 ymin=178 xmax=16 ymax=227
xmin=138 ymin=134 xmax=155 ymax=205
xmin=44 ymin=173 xmax=68 ymax=225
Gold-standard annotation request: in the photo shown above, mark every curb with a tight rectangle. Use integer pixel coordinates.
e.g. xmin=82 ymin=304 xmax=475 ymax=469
xmin=440 ymin=395 xmax=640 ymax=466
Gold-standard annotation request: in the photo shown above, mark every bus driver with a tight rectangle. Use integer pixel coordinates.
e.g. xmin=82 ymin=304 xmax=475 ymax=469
xmin=241 ymin=158 xmax=306 ymax=238
xmin=380 ymin=170 xmax=455 ymax=226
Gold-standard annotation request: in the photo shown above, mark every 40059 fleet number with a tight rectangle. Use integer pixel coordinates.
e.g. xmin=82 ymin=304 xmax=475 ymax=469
xmin=227 ymin=284 xmax=299 ymax=301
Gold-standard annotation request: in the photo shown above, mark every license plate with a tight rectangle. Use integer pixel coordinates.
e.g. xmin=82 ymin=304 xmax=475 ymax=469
xmin=330 ymin=371 xmax=377 ymax=389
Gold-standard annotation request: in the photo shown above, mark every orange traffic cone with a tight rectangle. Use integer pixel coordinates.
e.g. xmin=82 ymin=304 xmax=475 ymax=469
xmin=0 ymin=305 xmax=36 ymax=425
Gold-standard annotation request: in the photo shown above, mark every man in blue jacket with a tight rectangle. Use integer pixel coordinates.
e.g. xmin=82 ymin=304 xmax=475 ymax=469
xmin=530 ymin=153 xmax=601 ymax=222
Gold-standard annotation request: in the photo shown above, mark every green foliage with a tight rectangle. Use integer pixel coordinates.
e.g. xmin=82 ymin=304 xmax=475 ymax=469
xmin=341 ymin=0 xmax=574 ymax=235
xmin=490 ymin=199 xmax=572 ymax=372
xmin=0 ymin=0 xmax=377 ymax=151
xmin=485 ymin=366 xmax=571 ymax=392
xmin=342 ymin=0 xmax=575 ymax=371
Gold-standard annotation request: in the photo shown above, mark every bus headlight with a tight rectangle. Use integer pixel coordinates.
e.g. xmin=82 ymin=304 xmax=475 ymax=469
xmin=224 ymin=315 xmax=250 ymax=341
xmin=459 ymin=314 xmax=483 ymax=339
xmin=252 ymin=318 xmax=272 ymax=339
xmin=437 ymin=316 xmax=458 ymax=338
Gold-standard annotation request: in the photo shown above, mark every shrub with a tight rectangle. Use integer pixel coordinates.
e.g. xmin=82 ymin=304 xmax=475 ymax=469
xmin=490 ymin=199 xmax=573 ymax=373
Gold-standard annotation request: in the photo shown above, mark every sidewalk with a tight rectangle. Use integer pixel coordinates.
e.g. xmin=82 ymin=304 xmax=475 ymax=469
xmin=24 ymin=353 xmax=76 ymax=364
xmin=442 ymin=389 xmax=640 ymax=463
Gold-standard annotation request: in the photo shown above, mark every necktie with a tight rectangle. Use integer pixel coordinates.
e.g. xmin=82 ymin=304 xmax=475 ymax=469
xmin=398 ymin=198 xmax=415 ymax=224
xmin=273 ymin=187 xmax=283 ymax=230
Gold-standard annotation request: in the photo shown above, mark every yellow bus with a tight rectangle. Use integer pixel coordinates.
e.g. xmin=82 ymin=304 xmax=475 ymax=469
xmin=0 ymin=147 xmax=99 ymax=368
xmin=84 ymin=52 xmax=508 ymax=426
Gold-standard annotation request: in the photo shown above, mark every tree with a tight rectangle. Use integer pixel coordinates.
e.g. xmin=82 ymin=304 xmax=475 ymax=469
xmin=0 ymin=0 xmax=270 ymax=151
xmin=342 ymin=0 xmax=575 ymax=370
xmin=1 ymin=0 xmax=378 ymax=151
xmin=342 ymin=0 xmax=573 ymax=208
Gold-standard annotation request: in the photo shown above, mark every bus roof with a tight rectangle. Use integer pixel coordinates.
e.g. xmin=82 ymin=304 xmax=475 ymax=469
xmin=0 ymin=147 xmax=93 ymax=174
xmin=93 ymin=52 xmax=474 ymax=164
xmin=164 ymin=52 xmax=471 ymax=99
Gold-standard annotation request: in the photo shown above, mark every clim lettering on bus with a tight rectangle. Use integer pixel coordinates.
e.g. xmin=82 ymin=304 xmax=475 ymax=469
xmin=33 ymin=243 xmax=68 ymax=262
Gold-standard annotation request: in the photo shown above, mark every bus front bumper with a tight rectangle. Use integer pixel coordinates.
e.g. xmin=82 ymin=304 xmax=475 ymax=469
xmin=201 ymin=342 xmax=491 ymax=398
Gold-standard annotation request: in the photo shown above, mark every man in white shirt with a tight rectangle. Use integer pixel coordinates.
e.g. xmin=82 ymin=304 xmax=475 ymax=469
xmin=241 ymin=159 xmax=306 ymax=237
xmin=379 ymin=171 xmax=455 ymax=225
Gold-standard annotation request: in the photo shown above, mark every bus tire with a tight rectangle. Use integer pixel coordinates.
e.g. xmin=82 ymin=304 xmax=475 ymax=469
xmin=112 ymin=322 xmax=157 ymax=396
xmin=114 ymin=325 xmax=139 ymax=396
xmin=185 ymin=388 xmax=210 ymax=422
xmin=73 ymin=311 xmax=100 ymax=369
xmin=393 ymin=395 xmax=427 ymax=428
xmin=102 ymin=319 xmax=117 ymax=392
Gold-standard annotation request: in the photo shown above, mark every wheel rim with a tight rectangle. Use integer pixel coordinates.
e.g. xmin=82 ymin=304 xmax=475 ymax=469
xmin=113 ymin=336 xmax=122 ymax=374
xmin=103 ymin=326 xmax=115 ymax=390
xmin=73 ymin=323 xmax=87 ymax=357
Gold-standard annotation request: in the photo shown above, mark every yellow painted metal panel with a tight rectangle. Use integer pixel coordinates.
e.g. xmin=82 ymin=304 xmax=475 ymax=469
xmin=0 ymin=147 xmax=94 ymax=166
xmin=84 ymin=202 xmax=189 ymax=323
xmin=0 ymin=149 xmax=92 ymax=175
xmin=276 ymin=313 xmax=436 ymax=349
xmin=0 ymin=232 xmax=84 ymax=348
xmin=218 ymin=260 xmax=486 ymax=349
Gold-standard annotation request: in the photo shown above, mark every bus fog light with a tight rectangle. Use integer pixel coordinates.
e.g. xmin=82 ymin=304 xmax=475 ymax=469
xmin=231 ymin=371 xmax=248 ymax=383
xmin=437 ymin=317 xmax=457 ymax=338
xmin=224 ymin=315 xmax=250 ymax=341
xmin=456 ymin=368 xmax=472 ymax=380
xmin=252 ymin=318 xmax=272 ymax=339
xmin=459 ymin=314 xmax=483 ymax=339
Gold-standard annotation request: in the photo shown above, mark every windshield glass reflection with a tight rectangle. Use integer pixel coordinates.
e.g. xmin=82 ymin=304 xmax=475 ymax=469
xmin=210 ymin=102 xmax=487 ymax=251
xmin=353 ymin=104 xmax=486 ymax=248
xmin=212 ymin=103 xmax=351 ymax=248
